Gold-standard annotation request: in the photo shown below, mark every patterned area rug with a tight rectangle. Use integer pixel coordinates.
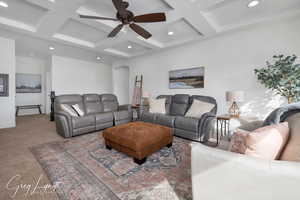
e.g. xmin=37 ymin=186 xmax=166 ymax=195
xmin=31 ymin=133 xmax=192 ymax=200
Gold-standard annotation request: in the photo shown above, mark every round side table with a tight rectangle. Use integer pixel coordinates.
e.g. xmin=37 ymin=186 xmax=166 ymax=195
xmin=215 ymin=115 xmax=259 ymax=145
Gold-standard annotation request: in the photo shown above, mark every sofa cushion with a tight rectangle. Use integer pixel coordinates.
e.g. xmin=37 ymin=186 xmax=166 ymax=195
xmin=170 ymin=94 xmax=190 ymax=116
xmin=149 ymin=98 xmax=166 ymax=114
xmin=100 ymin=94 xmax=119 ymax=112
xmin=155 ymin=114 xmax=175 ymax=127
xmin=185 ymin=99 xmax=215 ymax=118
xmin=280 ymin=113 xmax=300 ymax=161
xmin=95 ymin=112 xmax=114 ymax=124
xmin=83 ymin=94 xmax=103 ymax=115
xmin=55 ymin=94 xmax=83 ymax=105
xmin=54 ymin=94 xmax=84 ymax=113
xmin=175 ymin=116 xmax=199 ymax=132
xmin=72 ymin=115 xmax=95 ymax=129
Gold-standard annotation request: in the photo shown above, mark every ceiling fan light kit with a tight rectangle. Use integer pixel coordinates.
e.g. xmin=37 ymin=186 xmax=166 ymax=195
xmin=79 ymin=0 xmax=166 ymax=39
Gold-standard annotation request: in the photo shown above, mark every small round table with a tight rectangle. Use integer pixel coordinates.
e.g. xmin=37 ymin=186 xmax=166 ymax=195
xmin=215 ymin=115 xmax=258 ymax=145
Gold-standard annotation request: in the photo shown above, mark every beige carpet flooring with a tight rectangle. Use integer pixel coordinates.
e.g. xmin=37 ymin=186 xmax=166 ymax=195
xmin=0 ymin=115 xmax=66 ymax=200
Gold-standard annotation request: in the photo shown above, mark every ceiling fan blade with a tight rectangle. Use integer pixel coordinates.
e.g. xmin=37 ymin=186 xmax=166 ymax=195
xmin=133 ymin=13 xmax=166 ymax=23
xmin=79 ymin=15 xmax=118 ymax=21
xmin=129 ymin=23 xmax=152 ymax=39
xmin=108 ymin=24 xmax=124 ymax=38
xmin=112 ymin=0 xmax=124 ymax=11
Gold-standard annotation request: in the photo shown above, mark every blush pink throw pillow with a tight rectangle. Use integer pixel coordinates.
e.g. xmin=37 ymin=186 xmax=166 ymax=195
xmin=229 ymin=122 xmax=290 ymax=160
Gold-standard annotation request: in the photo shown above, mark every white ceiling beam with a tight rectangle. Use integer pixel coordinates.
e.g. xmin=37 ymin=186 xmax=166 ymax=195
xmin=35 ymin=0 xmax=87 ymax=37
xmin=95 ymin=37 xmax=125 ymax=49
xmin=76 ymin=7 xmax=120 ymax=30
xmin=36 ymin=10 xmax=70 ymax=37
xmin=0 ymin=17 xmax=36 ymax=32
xmin=25 ymin=0 xmax=55 ymax=10
xmin=133 ymin=36 xmax=164 ymax=49
xmin=163 ymin=0 xmax=216 ymax=36
xmin=165 ymin=10 xmax=182 ymax=24
xmin=95 ymin=32 xmax=162 ymax=52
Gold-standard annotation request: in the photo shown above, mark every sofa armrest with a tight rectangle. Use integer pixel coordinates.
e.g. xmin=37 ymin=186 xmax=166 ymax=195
xmin=54 ymin=111 xmax=73 ymax=138
xmin=191 ymin=143 xmax=300 ymax=200
xmin=198 ymin=112 xmax=216 ymax=142
xmin=238 ymin=120 xmax=264 ymax=131
xmin=118 ymin=104 xmax=132 ymax=112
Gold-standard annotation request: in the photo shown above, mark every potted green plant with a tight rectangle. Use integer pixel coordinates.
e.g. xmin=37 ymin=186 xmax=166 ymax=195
xmin=254 ymin=55 xmax=300 ymax=103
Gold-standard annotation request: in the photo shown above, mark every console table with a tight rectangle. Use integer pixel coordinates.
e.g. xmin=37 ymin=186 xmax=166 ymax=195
xmin=16 ymin=105 xmax=42 ymax=116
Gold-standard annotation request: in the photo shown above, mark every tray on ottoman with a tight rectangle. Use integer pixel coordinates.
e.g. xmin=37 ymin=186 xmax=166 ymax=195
xmin=102 ymin=121 xmax=173 ymax=165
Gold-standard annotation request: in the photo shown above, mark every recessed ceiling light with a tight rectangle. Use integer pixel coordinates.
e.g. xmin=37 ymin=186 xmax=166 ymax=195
xmin=49 ymin=46 xmax=55 ymax=50
xmin=127 ymin=45 xmax=132 ymax=49
xmin=0 ymin=1 xmax=8 ymax=8
xmin=168 ymin=31 xmax=174 ymax=36
xmin=48 ymin=0 xmax=55 ymax=2
xmin=248 ymin=0 xmax=260 ymax=8
xmin=96 ymin=56 xmax=101 ymax=60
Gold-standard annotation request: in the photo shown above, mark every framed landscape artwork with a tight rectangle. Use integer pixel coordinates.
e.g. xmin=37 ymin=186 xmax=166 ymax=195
xmin=0 ymin=74 xmax=9 ymax=97
xmin=169 ymin=67 xmax=205 ymax=89
xmin=16 ymin=73 xmax=42 ymax=93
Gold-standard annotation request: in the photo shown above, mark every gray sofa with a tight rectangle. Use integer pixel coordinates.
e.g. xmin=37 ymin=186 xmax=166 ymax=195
xmin=54 ymin=94 xmax=132 ymax=138
xmin=140 ymin=94 xmax=217 ymax=142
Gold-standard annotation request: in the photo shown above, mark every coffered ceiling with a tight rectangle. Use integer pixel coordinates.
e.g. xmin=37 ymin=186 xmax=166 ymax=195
xmin=0 ymin=0 xmax=299 ymax=63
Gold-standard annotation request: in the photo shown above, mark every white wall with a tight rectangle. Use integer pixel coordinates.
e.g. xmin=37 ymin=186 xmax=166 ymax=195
xmin=0 ymin=37 xmax=15 ymax=128
xmin=114 ymin=18 xmax=300 ymax=119
xmin=52 ymin=56 xmax=113 ymax=95
xmin=15 ymin=56 xmax=47 ymax=115
xmin=113 ymin=66 xmax=130 ymax=104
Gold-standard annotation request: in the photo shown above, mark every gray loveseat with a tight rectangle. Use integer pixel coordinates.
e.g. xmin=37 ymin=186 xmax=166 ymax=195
xmin=54 ymin=94 xmax=132 ymax=138
xmin=140 ymin=94 xmax=217 ymax=142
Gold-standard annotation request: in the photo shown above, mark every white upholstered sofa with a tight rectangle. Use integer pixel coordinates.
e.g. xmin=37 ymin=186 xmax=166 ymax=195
xmin=191 ymin=113 xmax=300 ymax=200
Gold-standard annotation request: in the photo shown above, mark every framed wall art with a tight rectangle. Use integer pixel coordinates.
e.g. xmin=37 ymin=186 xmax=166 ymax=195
xmin=16 ymin=73 xmax=42 ymax=93
xmin=169 ymin=67 xmax=204 ymax=89
xmin=0 ymin=74 xmax=9 ymax=97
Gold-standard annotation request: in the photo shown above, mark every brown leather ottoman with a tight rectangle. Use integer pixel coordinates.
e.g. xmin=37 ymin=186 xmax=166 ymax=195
xmin=102 ymin=121 xmax=173 ymax=165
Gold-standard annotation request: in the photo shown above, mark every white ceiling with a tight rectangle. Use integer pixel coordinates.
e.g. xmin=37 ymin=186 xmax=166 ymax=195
xmin=0 ymin=0 xmax=299 ymax=63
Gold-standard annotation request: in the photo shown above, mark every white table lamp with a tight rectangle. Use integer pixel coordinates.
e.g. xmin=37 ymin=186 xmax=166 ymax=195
xmin=226 ymin=91 xmax=245 ymax=118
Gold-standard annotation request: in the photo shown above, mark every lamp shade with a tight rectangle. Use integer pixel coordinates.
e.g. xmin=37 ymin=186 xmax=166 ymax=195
xmin=226 ymin=91 xmax=245 ymax=102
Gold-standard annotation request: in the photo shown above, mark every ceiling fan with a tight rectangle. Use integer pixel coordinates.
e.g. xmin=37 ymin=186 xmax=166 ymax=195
xmin=79 ymin=0 xmax=166 ymax=39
